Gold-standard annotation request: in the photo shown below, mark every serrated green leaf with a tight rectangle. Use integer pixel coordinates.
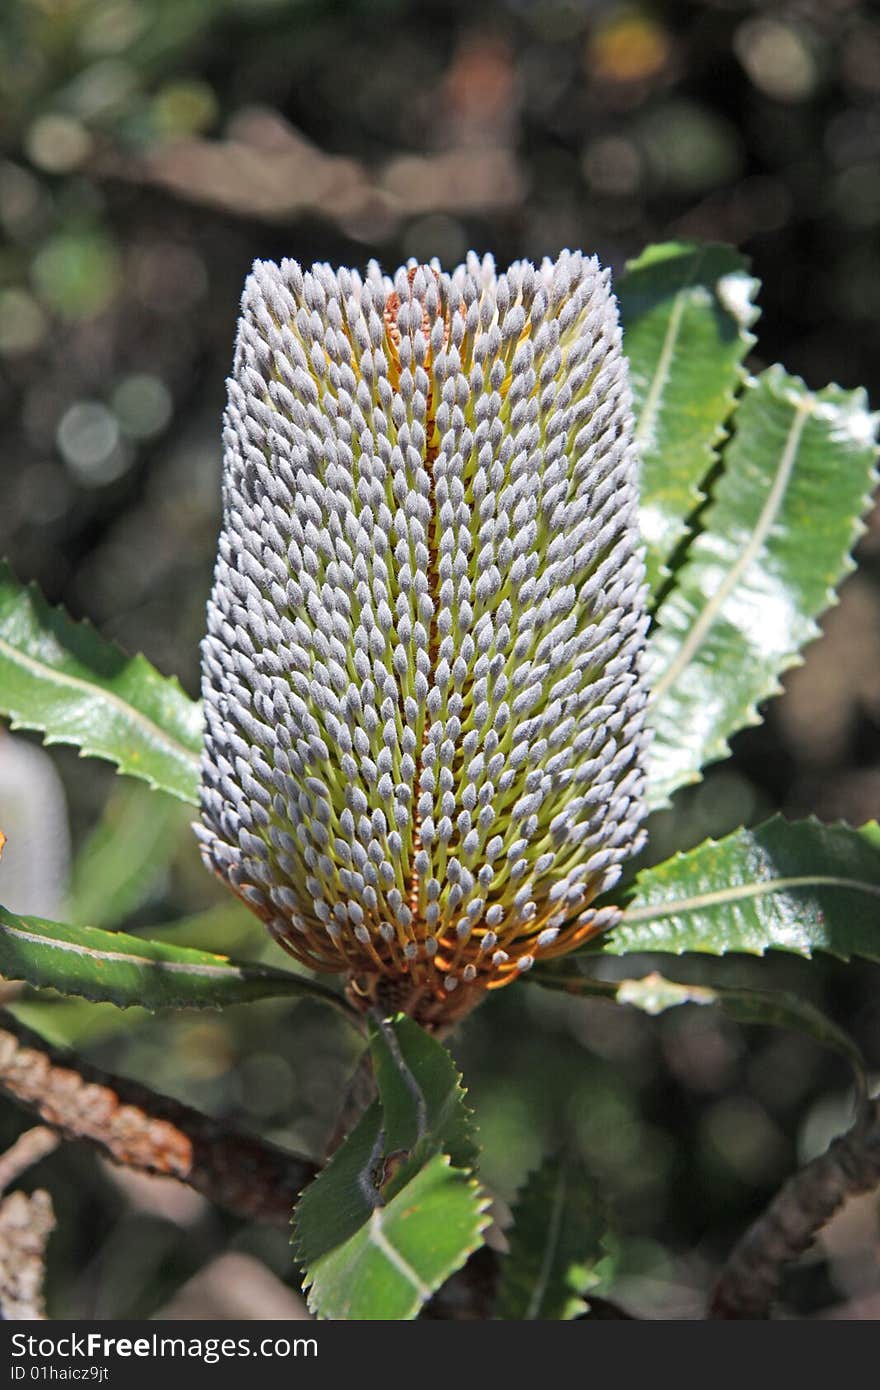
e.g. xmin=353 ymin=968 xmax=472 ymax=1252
xmin=533 ymin=967 xmax=867 ymax=1096
xmin=607 ymin=817 xmax=880 ymax=964
xmin=619 ymin=241 xmax=759 ymax=593
xmin=67 ymin=781 xmax=190 ymax=930
xmin=495 ymin=1152 xmax=611 ymax=1320
xmin=0 ymin=903 xmax=348 ymax=1013
xmin=0 ymin=562 xmax=202 ymax=803
xmin=301 ymin=1148 xmax=487 ymax=1320
xmin=647 ymin=369 xmax=879 ymax=808
xmin=294 ymin=1015 xmax=488 ymax=1319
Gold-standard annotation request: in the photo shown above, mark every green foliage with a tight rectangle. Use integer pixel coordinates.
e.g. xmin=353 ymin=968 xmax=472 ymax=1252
xmin=618 ymin=241 xmax=758 ymax=594
xmin=495 ymin=1153 xmax=612 ymax=1320
xmin=369 ymin=1013 xmax=479 ymax=1181
xmin=299 ymin=1148 xmax=485 ymax=1322
xmin=3 ymin=234 xmax=880 ymax=1321
xmin=0 ymin=904 xmax=347 ymax=1013
xmin=294 ymin=1015 xmax=489 ymax=1319
xmin=0 ymin=562 xmax=201 ymax=803
xmin=646 ymin=368 xmax=878 ymax=808
xmin=609 ymin=817 xmax=880 ymax=963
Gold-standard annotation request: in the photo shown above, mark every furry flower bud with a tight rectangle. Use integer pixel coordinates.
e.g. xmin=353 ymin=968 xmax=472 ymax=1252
xmin=197 ymin=252 xmax=650 ymax=1025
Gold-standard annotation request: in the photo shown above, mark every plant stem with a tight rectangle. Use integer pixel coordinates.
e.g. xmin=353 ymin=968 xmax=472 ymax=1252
xmin=0 ymin=1013 xmax=316 ymax=1227
xmin=0 ymin=1125 xmax=59 ymax=1320
xmin=0 ymin=1125 xmax=58 ymax=1193
xmin=710 ymin=1094 xmax=880 ymax=1318
xmin=0 ymin=1187 xmax=54 ymax=1319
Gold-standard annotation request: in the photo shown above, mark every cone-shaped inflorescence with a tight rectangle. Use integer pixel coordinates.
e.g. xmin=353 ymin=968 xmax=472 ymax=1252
xmin=197 ymin=252 xmax=650 ymax=1026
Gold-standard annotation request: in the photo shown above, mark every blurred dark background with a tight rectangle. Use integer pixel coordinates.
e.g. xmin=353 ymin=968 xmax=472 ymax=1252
xmin=0 ymin=0 xmax=879 ymax=1319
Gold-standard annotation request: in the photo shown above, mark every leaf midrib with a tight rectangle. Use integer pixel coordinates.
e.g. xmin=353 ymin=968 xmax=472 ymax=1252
xmin=524 ymin=1158 xmax=569 ymax=1320
xmin=367 ymin=1207 xmax=431 ymax=1299
xmin=0 ymin=918 xmax=266 ymax=980
xmin=650 ymin=392 xmax=813 ymax=704
xmin=374 ymin=1013 xmax=428 ymax=1142
xmin=0 ymin=630 xmax=201 ymax=774
xmin=624 ymin=870 xmax=880 ymax=926
xmin=632 ymin=269 xmax=693 ymax=453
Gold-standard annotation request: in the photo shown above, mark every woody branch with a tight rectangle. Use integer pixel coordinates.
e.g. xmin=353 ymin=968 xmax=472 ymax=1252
xmin=710 ymin=1093 xmax=880 ymax=1318
xmin=0 ymin=1014 xmax=317 ymax=1228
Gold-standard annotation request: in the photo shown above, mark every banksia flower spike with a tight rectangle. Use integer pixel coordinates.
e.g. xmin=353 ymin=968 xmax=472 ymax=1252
xmin=197 ymin=251 xmax=650 ymax=1027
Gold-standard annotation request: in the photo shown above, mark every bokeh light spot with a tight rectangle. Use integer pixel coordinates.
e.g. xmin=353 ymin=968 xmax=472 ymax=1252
xmin=25 ymin=114 xmax=93 ymax=174
xmin=31 ymin=230 xmax=121 ymax=320
xmin=57 ymin=400 xmax=130 ymax=487
xmin=150 ymin=80 xmax=218 ymax=138
xmin=587 ymin=11 xmax=671 ymax=85
xmin=734 ymin=18 xmax=818 ymax=103
xmin=112 ymin=373 xmax=173 ymax=440
xmin=0 ymin=288 xmax=48 ymax=355
xmin=79 ymin=0 xmax=147 ymax=57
